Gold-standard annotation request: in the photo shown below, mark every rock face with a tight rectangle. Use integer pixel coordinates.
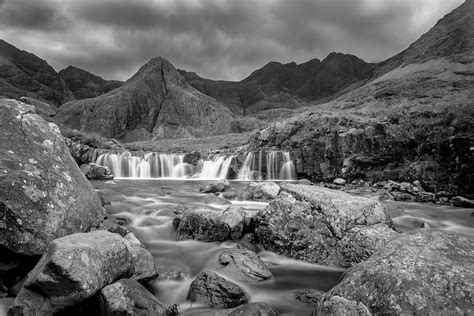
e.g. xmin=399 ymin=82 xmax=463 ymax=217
xmin=0 ymin=40 xmax=74 ymax=106
xmin=254 ymin=183 xmax=398 ymax=267
xmin=58 ymin=65 xmax=123 ymax=99
xmin=180 ymin=53 xmax=373 ymax=115
xmin=176 ymin=206 xmax=247 ymax=241
xmin=56 ymin=57 xmax=234 ymax=141
xmin=316 ymin=296 xmax=371 ymax=316
xmin=205 ymin=248 xmax=273 ymax=283
xmin=188 ymin=271 xmax=249 ymax=308
xmin=318 ymin=230 xmax=474 ymax=315
xmin=10 ymin=230 xmax=157 ymax=315
xmin=80 ymin=163 xmax=114 ymax=180
xmin=0 ymin=99 xmax=106 ymax=256
xmin=100 ymin=279 xmax=167 ymax=316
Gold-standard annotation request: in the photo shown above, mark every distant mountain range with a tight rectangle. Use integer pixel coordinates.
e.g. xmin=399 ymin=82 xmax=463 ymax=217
xmin=0 ymin=0 xmax=472 ymax=142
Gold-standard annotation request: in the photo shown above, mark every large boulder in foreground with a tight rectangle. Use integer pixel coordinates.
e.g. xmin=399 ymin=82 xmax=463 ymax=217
xmin=254 ymin=183 xmax=398 ymax=267
xmin=318 ymin=230 xmax=474 ymax=315
xmin=0 ymin=99 xmax=106 ymax=256
xmin=9 ymin=230 xmax=157 ymax=315
xmin=100 ymin=279 xmax=167 ymax=316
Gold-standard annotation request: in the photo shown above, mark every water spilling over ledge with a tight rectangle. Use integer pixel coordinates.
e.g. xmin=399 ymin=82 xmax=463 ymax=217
xmin=95 ymin=151 xmax=297 ymax=180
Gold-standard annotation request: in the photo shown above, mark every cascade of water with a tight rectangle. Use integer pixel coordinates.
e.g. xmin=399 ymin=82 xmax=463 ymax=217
xmin=237 ymin=151 xmax=297 ymax=181
xmin=199 ymin=155 xmax=234 ymax=179
xmin=95 ymin=151 xmax=296 ymax=180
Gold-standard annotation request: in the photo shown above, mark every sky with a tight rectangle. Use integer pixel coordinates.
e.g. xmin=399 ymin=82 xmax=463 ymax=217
xmin=0 ymin=0 xmax=464 ymax=81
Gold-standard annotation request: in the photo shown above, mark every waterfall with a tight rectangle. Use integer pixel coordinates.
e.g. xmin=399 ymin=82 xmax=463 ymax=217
xmin=237 ymin=151 xmax=296 ymax=181
xmin=95 ymin=150 xmax=296 ymax=180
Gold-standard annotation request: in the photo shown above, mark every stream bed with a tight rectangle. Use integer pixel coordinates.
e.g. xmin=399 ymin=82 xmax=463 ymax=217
xmin=92 ymin=179 xmax=474 ymax=315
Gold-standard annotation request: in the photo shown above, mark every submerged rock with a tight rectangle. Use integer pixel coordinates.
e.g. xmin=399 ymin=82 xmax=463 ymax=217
xmin=0 ymin=99 xmax=106 ymax=256
xmin=9 ymin=230 xmax=157 ymax=315
xmin=244 ymin=182 xmax=280 ymax=201
xmin=80 ymin=163 xmax=113 ymax=180
xmin=333 ymin=178 xmax=346 ymax=185
xmin=200 ymin=180 xmax=231 ymax=193
xmin=176 ymin=206 xmax=247 ymax=241
xmin=254 ymin=183 xmax=398 ymax=267
xmin=205 ymin=248 xmax=273 ymax=283
xmin=100 ymin=279 xmax=167 ymax=316
xmin=228 ymin=302 xmax=279 ymax=315
xmin=451 ymin=196 xmax=474 ymax=208
xmin=188 ymin=271 xmax=249 ymax=308
xmin=318 ymin=230 xmax=474 ymax=315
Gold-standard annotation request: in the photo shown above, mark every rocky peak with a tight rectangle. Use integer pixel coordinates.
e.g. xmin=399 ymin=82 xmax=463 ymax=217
xmin=0 ymin=39 xmax=75 ymax=105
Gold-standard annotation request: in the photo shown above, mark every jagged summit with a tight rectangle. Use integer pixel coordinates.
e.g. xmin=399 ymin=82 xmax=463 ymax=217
xmin=55 ymin=56 xmax=234 ymax=141
xmin=59 ymin=65 xmax=123 ymax=99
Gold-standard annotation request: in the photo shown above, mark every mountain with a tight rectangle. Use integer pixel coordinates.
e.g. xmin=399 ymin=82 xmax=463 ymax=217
xmin=0 ymin=39 xmax=75 ymax=106
xmin=249 ymin=0 xmax=474 ymax=195
xmin=58 ymin=66 xmax=123 ymax=99
xmin=55 ymin=57 xmax=235 ymax=141
xmin=180 ymin=53 xmax=374 ymax=115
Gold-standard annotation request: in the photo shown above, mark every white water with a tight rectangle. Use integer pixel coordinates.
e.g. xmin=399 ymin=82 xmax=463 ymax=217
xmin=96 ymin=151 xmax=297 ymax=180
xmin=237 ymin=151 xmax=297 ymax=181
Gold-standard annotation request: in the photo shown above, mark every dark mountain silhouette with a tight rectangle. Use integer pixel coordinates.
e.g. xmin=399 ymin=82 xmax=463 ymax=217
xmin=55 ymin=57 xmax=234 ymax=141
xmin=59 ymin=66 xmax=123 ymax=99
xmin=180 ymin=53 xmax=374 ymax=115
xmin=0 ymin=39 xmax=75 ymax=106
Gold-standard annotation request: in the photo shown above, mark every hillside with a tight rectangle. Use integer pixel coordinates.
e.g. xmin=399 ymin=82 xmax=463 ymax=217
xmin=59 ymin=66 xmax=123 ymax=99
xmin=55 ymin=57 xmax=235 ymax=141
xmin=0 ymin=39 xmax=75 ymax=106
xmin=249 ymin=0 xmax=474 ymax=195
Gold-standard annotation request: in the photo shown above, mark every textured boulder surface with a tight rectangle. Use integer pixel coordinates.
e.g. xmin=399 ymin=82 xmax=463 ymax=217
xmin=100 ymin=279 xmax=167 ymax=316
xmin=56 ymin=57 xmax=234 ymax=141
xmin=254 ymin=183 xmax=399 ymax=267
xmin=319 ymin=230 xmax=474 ymax=315
xmin=188 ymin=271 xmax=249 ymax=309
xmin=315 ymin=296 xmax=371 ymax=316
xmin=58 ymin=65 xmax=123 ymax=99
xmin=228 ymin=302 xmax=279 ymax=316
xmin=80 ymin=163 xmax=114 ymax=180
xmin=244 ymin=182 xmax=280 ymax=201
xmin=176 ymin=206 xmax=247 ymax=241
xmin=205 ymin=248 xmax=273 ymax=283
xmin=0 ymin=40 xmax=74 ymax=106
xmin=19 ymin=97 xmax=56 ymax=119
xmin=0 ymin=99 xmax=106 ymax=256
xmin=10 ymin=230 xmax=157 ymax=315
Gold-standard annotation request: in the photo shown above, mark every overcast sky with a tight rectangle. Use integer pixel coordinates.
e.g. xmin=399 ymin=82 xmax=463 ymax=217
xmin=0 ymin=0 xmax=464 ymax=81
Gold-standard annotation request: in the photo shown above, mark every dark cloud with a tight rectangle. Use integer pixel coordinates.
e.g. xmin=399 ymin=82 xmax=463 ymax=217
xmin=0 ymin=0 xmax=70 ymax=30
xmin=0 ymin=0 xmax=464 ymax=81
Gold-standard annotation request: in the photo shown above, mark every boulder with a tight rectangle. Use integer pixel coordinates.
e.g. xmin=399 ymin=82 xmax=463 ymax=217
xmin=9 ymin=230 xmax=157 ymax=315
xmin=244 ymin=182 xmax=280 ymax=201
xmin=315 ymin=296 xmax=371 ymax=316
xmin=176 ymin=206 xmax=247 ymax=241
xmin=0 ymin=99 xmax=106 ymax=256
xmin=318 ymin=230 xmax=474 ymax=315
xmin=100 ymin=279 xmax=167 ymax=316
xmin=228 ymin=302 xmax=279 ymax=315
xmin=333 ymin=178 xmax=346 ymax=185
xmin=451 ymin=196 xmax=474 ymax=208
xmin=200 ymin=180 xmax=231 ymax=193
xmin=205 ymin=248 xmax=273 ymax=283
xmin=254 ymin=183 xmax=399 ymax=267
xmin=19 ymin=97 xmax=56 ymax=119
xmin=188 ymin=271 xmax=249 ymax=309
xmin=80 ymin=163 xmax=114 ymax=180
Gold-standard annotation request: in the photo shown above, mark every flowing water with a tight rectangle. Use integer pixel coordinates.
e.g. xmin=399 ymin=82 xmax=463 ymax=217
xmin=95 ymin=151 xmax=297 ymax=181
xmin=92 ymin=179 xmax=474 ymax=315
